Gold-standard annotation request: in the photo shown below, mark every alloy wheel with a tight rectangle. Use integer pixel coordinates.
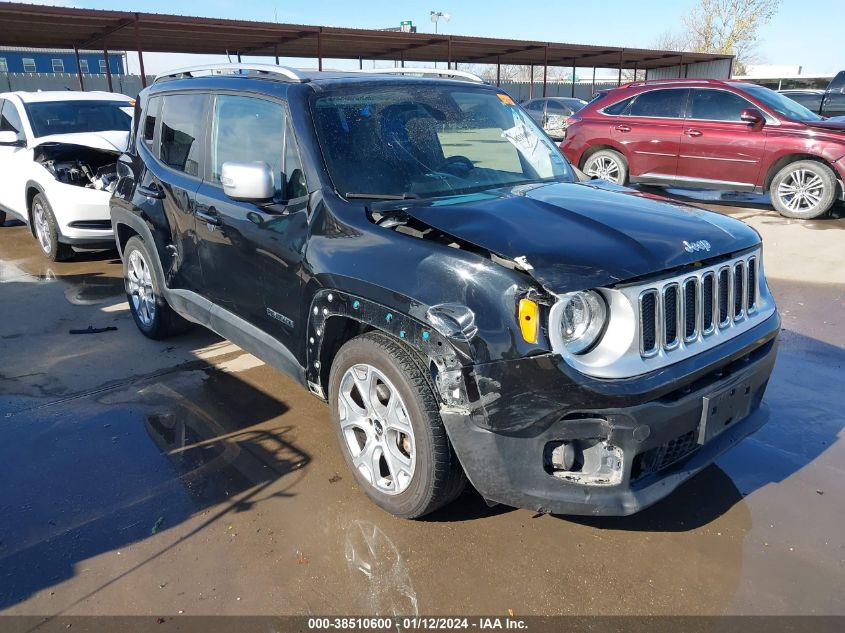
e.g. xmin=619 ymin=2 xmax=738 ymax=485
xmin=337 ymin=363 xmax=416 ymax=495
xmin=776 ymin=169 xmax=826 ymax=214
xmin=33 ymin=201 xmax=52 ymax=254
xmin=585 ymin=155 xmax=622 ymax=183
xmin=126 ymin=249 xmax=156 ymax=326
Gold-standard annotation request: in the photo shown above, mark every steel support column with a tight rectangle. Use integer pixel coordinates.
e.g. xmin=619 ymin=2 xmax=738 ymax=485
xmin=591 ymin=65 xmax=596 ymax=96
xmin=133 ymin=16 xmax=146 ymax=87
xmin=359 ymin=56 xmax=363 ymax=70
xmin=103 ymin=47 xmax=113 ymax=92
xmin=542 ymin=47 xmax=548 ymax=97
xmin=528 ymin=65 xmax=534 ymax=99
xmin=618 ymin=50 xmax=623 ymax=86
xmin=447 ymin=37 xmax=452 ymax=69
xmin=74 ymin=46 xmax=84 ymax=91
xmin=496 ymin=56 xmax=501 ymax=86
xmin=571 ymin=58 xmax=576 ymax=97
xmin=274 ymin=44 xmax=279 ymax=65
xmin=317 ymin=29 xmax=323 ymax=71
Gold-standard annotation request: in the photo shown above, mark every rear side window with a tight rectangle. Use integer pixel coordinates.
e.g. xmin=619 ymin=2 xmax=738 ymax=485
xmin=141 ymin=96 xmax=161 ymax=149
xmin=602 ymin=96 xmax=634 ymax=115
xmin=547 ymin=101 xmax=572 ymax=115
xmin=689 ymin=89 xmax=753 ymax=122
xmin=628 ymin=89 xmax=687 ymax=118
xmin=524 ymin=100 xmax=543 ymax=112
xmin=159 ymin=94 xmax=206 ymax=176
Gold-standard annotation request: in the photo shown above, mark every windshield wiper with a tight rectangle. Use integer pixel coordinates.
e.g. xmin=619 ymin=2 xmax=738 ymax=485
xmin=344 ymin=192 xmax=420 ymax=200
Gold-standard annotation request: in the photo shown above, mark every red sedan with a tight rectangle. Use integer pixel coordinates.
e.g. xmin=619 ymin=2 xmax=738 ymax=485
xmin=561 ymin=78 xmax=845 ymax=219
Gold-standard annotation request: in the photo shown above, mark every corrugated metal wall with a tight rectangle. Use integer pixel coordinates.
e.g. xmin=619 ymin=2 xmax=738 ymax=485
xmin=646 ymin=58 xmax=733 ymax=80
xmin=0 ymin=73 xmax=152 ymax=97
xmin=498 ymin=80 xmax=620 ymax=101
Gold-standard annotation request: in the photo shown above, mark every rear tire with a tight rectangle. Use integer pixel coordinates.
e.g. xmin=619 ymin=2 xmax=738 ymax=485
xmin=122 ymin=236 xmax=189 ymax=340
xmin=582 ymin=149 xmax=628 ymax=185
xmin=329 ymin=332 xmax=466 ymax=518
xmin=31 ymin=193 xmax=73 ymax=261
xmin=770 ymin=160 xmax=837 ymax=219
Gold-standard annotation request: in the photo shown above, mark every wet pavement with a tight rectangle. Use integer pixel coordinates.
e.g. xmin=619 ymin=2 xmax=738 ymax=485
xmin=0 ymin=195 xmax=844 ymax=616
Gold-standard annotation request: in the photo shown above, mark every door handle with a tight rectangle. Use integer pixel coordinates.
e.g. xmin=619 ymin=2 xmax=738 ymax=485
xmin=196 ymin=207 xmax=222 ymax=226
xmin=615 ymin=124 xmax=631 ymax=132
xmin=685 ymin=129 xmax=703 ymax=137
xmin=137 ymin=183 xmax=165 ymax=199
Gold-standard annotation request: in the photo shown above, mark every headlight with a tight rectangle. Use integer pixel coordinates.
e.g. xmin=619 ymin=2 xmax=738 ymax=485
xmin=557 ymin=290 xmax=607 ymax=354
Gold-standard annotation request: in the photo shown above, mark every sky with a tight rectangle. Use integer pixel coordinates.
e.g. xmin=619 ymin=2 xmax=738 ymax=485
xmin=17 ymin=0 xmax=844 ymax=76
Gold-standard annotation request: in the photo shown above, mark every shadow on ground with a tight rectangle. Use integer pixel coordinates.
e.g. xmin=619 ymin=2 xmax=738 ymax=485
xmin=0 ymin=357 xmax=310 ymax=610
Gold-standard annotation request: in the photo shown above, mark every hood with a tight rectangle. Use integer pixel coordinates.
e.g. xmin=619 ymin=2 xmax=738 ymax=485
xmin=388 ymin=181 xmax=761 ymax=292
xmin=32 ymin=130 xmax=129 ymax=153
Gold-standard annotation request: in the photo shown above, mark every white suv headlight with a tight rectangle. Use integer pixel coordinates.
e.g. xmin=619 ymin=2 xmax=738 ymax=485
xmin=555 ymin=290 xmax=607 ymax=354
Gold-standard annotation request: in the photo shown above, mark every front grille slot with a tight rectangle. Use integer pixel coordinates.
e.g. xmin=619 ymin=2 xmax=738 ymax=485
xmin=636 ymin=252 xmax=762 ymax=361
xmin=718 ymin=267 xmax=730 ymax=327
xmin=701 ymin=272 xmax=715 ymax=334
xmin=734 ymin=261 xmax=745 ymax=318
xmin=640 ymin=290 xmax=658 ymax=356
xmin=747 ymin=257 xmax=757 ymax=312
xmin=663 ymin=284 xmax=680 ymax=349
xmin=683 ymin=278 xmax=697 ymax=341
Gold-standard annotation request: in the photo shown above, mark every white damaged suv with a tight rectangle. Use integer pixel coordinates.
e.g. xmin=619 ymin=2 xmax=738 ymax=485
xmin=0 ymin=91 xmax=133 ymax=260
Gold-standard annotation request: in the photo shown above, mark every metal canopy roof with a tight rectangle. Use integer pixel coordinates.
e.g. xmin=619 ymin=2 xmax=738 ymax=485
xmin=0 ymin=2 xmax=731 ymax=70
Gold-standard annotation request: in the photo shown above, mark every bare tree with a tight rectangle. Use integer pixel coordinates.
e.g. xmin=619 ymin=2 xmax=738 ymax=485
xmin=656 ymin=0 xmax=780 ymax=74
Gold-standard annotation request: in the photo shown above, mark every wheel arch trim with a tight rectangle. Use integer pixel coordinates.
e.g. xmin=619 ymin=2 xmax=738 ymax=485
xmin=306 ymin=289 xmax=469 ymax=410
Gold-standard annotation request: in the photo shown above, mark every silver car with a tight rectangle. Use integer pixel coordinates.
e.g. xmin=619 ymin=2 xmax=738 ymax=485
xmin=522 ymin=97 xmax=587 ymax=140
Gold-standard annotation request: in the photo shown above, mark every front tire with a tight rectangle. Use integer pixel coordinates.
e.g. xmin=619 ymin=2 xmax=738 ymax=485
xmin=31 ymin=193 xmax=73 ymax=261
xmin=770 ymin=160 xmax=837 ymax=219
xmin=329 ymin=332 xmax=466 ymax=518
xmin=582 ymin=149 xmax=628 ymax=185
xmin=123 ymin=236 xmax=189 ymax=340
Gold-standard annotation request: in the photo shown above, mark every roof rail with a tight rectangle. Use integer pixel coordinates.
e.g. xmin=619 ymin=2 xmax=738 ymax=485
xmin=623 ymin=78 xmax=727 ymax=88
xmin=153 ymin=63 xmax=308 ymax=84
xmin=360 ymin=67 xmax=485 ymax=83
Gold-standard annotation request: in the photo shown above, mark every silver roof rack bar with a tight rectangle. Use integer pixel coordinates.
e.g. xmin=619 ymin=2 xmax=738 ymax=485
xmin=153 ymin=63 xmax=308 ymax=84
xmin=360 ymin=67 xmax=485 ymax=83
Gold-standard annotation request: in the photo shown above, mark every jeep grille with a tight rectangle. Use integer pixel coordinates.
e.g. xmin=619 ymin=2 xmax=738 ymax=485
xmin=639 ymin=253 xmax=759 ymax=357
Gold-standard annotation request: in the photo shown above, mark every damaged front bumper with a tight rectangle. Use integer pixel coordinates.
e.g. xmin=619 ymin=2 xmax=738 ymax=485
xmin=442 ymin=312 xmax=779 ymax=516
xmin=46 ymin=183 xmax=115 ymax=245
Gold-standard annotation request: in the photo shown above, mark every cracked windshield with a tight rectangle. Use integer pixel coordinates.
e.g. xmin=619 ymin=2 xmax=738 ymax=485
xmin=312 ymin=85 xmax=573 ymax=199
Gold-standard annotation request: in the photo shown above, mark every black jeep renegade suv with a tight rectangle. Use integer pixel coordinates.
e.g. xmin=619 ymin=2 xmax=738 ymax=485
xmin=110 ymin=64 xmax=780 ymax=518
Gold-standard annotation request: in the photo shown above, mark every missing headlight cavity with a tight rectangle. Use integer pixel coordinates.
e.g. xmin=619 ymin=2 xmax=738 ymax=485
xmin=544 ymin=439 xmax=624 ymax=486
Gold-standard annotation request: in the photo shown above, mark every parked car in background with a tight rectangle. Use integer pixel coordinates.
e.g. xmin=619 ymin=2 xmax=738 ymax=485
xmin=111 ymin=64 xmax=779 ymax=519
xmin=778 ymin=71 xmax=845 ymax=118
xmin=778 ymin=89 xmax=825 ymax=113
xmin=0 ymin=91 xmax=133 ymax=260
xmin=522 ymin=97 xmax=587 ymax=139
xmin=562 ymin=78 xmax=845 ymax=219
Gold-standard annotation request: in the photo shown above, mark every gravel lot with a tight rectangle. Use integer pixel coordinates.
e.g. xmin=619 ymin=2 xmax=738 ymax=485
xmin=0 ymin=192 xmax=843 ymax=616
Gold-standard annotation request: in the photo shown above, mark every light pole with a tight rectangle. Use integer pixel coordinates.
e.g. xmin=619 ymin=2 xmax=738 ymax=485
xmin=430 ymin=10 xmax=450 ymax=34
xmin=430 ymin=10 xmax=450 ymax=68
